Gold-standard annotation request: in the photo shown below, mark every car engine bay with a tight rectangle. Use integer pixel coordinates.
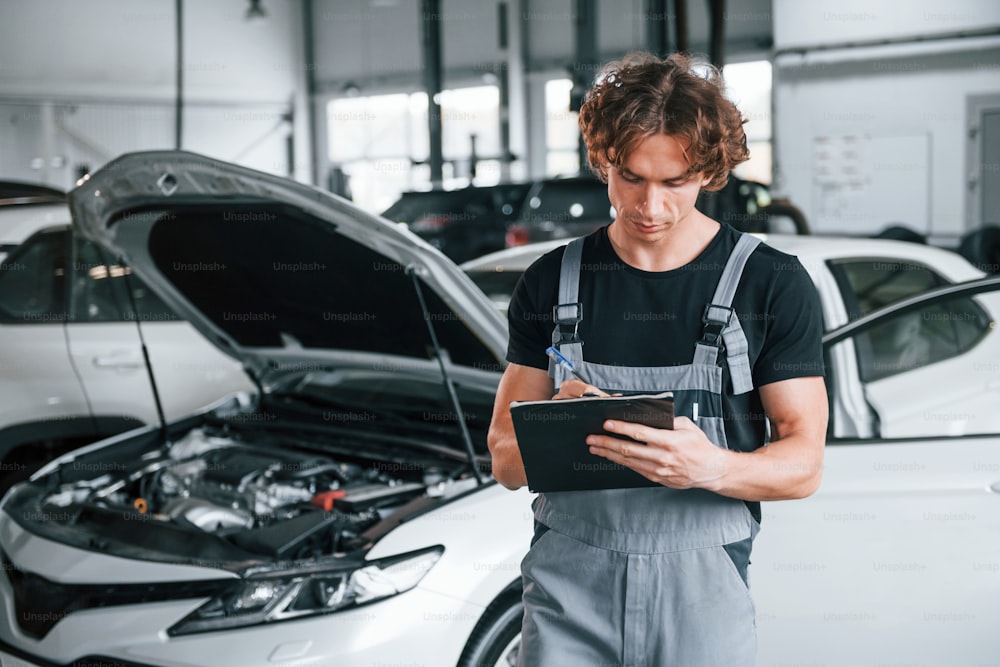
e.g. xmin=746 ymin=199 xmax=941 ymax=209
xmin=26 ymin=423 xmax=479 ymax=562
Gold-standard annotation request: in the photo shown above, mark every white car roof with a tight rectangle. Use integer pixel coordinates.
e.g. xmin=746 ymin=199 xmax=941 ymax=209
xmin=461 ymin=232 xmax=985 ymax=284
xmin=761 ymin=233 xmax=984 ymax=282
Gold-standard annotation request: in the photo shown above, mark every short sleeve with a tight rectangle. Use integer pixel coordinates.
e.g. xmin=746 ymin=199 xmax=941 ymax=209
xmin=505 ymin=259 xmax=555 ymax=370
xmin=752 ymin=256 xmax=825 ymax=386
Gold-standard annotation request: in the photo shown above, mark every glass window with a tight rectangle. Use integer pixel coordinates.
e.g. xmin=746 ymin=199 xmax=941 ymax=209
xmin=440 ymin=85 xmax=500 ymax=187
xmin=854 ymin=296 xmax=992 ymax=382
xmin=71 ymin=238 xmax=125 ymax=323
xmin=0 ymin=229 xmax=67 ymax=323
xmin=328 ymin=92 xmax=428 ymax=214
xmin=71 ymin=238 xmax=178 ymax=324
xmin=545 ymin=78 xmax=579 ymax=177
xmin=723 ymin=60 xmax=772 ymax=185
xmin=830 ymin=258 xmax=949 ymax=319
xmin=327 ymin=85 xmax=503 ymax=212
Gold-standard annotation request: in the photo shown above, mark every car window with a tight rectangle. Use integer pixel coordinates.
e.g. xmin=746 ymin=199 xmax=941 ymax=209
xmin=465 ymin=270 xmax=523 ymax=316
xmin=0 ymin=229 xmax=67 ymax=323
xmin=828 ymin=258 xmax=948 ymax=318
xmin=852 ymin=295 xmax=992 ymax=382
xmin=381 ymin=191 xmax=476 ymax=222
xmin=121 ymin=274 xmax=179 ymax=322
xmin=71 ymin=237 xmax=179 ymax=323
xmin=72 ymin=237 xmax=125 ymax=322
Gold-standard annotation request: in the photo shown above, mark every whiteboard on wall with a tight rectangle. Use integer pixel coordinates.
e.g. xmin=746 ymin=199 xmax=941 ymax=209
xmin=812 ymin=133 xmax=931 ymax=235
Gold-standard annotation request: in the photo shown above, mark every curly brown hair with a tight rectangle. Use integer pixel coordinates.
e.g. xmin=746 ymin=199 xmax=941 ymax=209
xmin=578 ymin=51 xmax=749 ymax=191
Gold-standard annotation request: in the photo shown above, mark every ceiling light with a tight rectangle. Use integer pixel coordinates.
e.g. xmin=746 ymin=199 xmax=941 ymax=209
xmin=246 ymin=0 xmax=267 ymax=20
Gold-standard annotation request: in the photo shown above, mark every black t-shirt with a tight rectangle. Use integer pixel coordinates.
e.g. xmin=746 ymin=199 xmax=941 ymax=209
xmin=507 ymin=223 xmax=825 ymax=453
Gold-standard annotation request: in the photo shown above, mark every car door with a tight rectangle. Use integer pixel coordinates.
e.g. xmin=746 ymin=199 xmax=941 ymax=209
xmin=851 ymin=287 xmax=1000 ymax=438
xmin=0 ymin=229 xmax=95 ymax=456
xmin=64 ymin=235 xmax=252 ymax=426
xmin=755 ymin=278 xmax=1000 ymax=665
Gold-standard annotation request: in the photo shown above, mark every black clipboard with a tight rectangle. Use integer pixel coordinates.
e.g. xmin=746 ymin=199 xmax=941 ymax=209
xmin=510 ymin=391 xmax=674 ymax=492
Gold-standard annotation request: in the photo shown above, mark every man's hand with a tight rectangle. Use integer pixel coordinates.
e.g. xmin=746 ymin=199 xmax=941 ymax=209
xmin=551 ymin=378 xmax=610 ymax=400
xmin=586 ymin=376 xmax=828 ymax=501
xmin=586 ymin=417 xmax=726 ymax=489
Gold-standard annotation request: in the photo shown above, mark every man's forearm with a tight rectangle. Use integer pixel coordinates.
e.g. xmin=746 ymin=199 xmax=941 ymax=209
xmin=488 ymin=363 xmax=555 ymax=491
xmin=706 ymin=435 xmax=823 ymax=502
xmin=487 ymin=422 xmax=528 ymax=490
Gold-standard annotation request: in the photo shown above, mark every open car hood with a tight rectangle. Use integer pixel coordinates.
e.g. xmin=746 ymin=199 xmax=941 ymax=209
xmin=68 ymin=151 xmax=507 ymax=389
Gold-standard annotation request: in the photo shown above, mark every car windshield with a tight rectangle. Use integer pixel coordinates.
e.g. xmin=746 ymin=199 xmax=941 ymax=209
xmin=381 ymin=190 xmax=477 ymax=222
xmin=464 ymin=269 xmax=523 ymax=316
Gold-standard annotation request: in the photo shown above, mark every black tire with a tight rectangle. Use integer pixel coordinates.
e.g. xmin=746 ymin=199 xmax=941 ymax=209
xmin=457 ymin=592 xmax=524 ymax=667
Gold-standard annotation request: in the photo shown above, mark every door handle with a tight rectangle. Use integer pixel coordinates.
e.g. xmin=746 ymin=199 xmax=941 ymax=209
xmin=990 ymin=480 xmax=1000 ymax=494
xmin=92 ymin=354 xmax=143 ymax=369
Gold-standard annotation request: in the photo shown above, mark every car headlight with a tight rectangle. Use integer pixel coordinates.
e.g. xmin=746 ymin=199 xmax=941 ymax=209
xmin=168 ymin=546 xmax=443 ymax=635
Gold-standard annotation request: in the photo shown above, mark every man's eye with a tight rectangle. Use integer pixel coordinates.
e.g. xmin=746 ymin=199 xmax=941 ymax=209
xmin=622 ymin=175 xmax=641 ymax=183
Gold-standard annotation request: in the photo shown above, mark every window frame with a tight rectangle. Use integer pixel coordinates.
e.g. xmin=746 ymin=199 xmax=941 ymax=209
xmin=823 ymin=275 xmax=1000 ymax=442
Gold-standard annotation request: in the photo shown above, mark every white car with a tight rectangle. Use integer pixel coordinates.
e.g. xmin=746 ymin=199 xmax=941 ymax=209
xmin=0 ymin=182 xmax=70 ymax=262
xmin=462 ymin=234 xmax=989 ymax=439
xmin=0 ymin=195 xmax=253 ymax=490
xmin=0 ymin=152 xmax=996 ymax=667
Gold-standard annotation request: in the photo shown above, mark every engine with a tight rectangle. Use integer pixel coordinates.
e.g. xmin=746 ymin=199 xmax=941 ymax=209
xmin=74 ymin=428 xmax=431 ymax=559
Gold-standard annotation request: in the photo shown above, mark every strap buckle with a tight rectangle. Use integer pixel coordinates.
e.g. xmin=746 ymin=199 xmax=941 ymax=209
xmin=700 ymin=303 xmax=734 ymax=346
xmin=553 ymin=302 xmax=583 ymax=345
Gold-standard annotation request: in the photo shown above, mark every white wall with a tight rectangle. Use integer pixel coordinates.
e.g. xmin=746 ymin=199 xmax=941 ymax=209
xmin=0 ymin=0 xmax=307 ymax=188
xmin=772 ymin=0 xmax=1000 ymax=241
xmin=0 ymin=0 xmax=298 ymax=103
xmin=775 ymin=0 xmax=1000 ymax=50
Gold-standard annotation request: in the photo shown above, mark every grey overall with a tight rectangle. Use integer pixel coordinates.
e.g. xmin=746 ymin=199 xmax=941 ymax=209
xmin=518 ymin=234 xmax=763 ymax=667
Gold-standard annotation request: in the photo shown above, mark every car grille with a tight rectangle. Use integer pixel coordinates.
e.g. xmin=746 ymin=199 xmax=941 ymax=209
xmin=2 ymin=552 xmax=229 ymax=640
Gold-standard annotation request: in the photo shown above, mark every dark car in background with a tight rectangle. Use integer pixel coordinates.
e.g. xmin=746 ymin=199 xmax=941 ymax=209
xmin=504 ymin=175 xmax=614 ymax=247
xmin=387 ymin=173 xmax=806 ymax=262
xmin=382 ymin=182 xmax=531 ymax=263
xmin=502 ymin=173 xmax=791 ymax=249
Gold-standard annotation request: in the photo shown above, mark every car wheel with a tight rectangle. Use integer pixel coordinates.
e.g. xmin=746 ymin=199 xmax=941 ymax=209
xmin=458 ymin=592 xmax=523 ymax=667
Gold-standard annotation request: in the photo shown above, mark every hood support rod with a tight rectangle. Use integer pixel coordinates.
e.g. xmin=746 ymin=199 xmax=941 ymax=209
xmin=120 ymin=257 xmax=168 ymax=441
xmin=407 ymin=266 xmax=485 ymax=484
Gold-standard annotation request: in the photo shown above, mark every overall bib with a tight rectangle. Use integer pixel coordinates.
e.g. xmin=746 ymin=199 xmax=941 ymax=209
xmin=518 ymin=234 xmax=763 ymax=667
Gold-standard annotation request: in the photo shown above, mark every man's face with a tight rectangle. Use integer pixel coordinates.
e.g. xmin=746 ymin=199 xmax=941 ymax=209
xmin=605 ymin=133 xmax=710 ymax=243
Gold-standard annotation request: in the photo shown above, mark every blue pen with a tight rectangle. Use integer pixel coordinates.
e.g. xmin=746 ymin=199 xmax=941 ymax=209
xmin=546 ymin=346 xmax=594 ymax=386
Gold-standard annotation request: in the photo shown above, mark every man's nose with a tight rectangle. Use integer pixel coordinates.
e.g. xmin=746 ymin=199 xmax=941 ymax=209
xmin=639 ymin=186 xmax=665 ymax=217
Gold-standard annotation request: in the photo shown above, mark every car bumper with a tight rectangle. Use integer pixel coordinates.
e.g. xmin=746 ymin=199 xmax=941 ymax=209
xmin=0 ymin=519 xmax=485 ymax=667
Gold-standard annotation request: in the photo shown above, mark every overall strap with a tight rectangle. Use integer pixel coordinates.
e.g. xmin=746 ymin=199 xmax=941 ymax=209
xmin=692 ymin=233 xmax=762 ymax=394
xmin=550 ymin=237 xmax=586 ymax=373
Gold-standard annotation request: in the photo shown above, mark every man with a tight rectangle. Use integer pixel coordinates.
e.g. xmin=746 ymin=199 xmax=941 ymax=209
xmin=487 ymin=52 xmax=827 ymax=666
